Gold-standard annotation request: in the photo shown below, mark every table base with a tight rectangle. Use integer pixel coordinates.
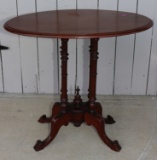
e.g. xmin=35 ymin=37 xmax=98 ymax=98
xmin=34 ymin=38 xmax=121 ymax=152
xmin=34 ymin=99 xmax=121 ymax=152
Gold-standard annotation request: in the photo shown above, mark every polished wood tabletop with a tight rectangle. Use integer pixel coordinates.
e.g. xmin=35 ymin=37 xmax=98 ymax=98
xmin=4 ymin=9 xmax=153 ymax=38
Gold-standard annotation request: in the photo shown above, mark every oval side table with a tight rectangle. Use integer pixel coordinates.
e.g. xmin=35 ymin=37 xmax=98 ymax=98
xmin=4 ymin=9 xmax=153 ymax=152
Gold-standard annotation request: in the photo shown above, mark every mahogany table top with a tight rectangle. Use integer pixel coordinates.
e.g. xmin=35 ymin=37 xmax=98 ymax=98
xmin=4 ymin=9 xmax=153 ymax=39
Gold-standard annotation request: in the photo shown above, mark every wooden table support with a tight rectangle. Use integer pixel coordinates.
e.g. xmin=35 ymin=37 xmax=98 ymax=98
xmin=34 ymin=38 xmax=121 ymax=152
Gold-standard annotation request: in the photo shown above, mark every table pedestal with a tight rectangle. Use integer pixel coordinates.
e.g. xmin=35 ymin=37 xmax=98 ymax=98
xmin=34 ymin=38 xmax=121 ymax=152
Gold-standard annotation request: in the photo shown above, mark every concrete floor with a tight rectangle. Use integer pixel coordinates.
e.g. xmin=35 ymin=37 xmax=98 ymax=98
xmin=0 ymin=94 xmax=156 ymax=160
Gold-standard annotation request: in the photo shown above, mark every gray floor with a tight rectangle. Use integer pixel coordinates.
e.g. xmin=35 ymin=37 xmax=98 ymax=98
xmin=0 ymin=94 xmax=156 ymax=160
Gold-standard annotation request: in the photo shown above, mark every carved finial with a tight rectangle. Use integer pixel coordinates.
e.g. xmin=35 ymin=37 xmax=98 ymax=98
xmin=76 ymin=86 xmax=80 ymax=95
xmin=73 ymin=86 xmax=82 ymax=108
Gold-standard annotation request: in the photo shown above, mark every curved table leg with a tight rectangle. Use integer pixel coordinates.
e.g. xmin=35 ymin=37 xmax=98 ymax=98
xmin=34 ymin=112 xmax=71 ymax=151
xmin=84 ymin=112 xmax=121 ymax=152
xmin=93 ymin=102 xmax=115 ymax=125
xmin=38 ymin=103 xmax=62 ymax=123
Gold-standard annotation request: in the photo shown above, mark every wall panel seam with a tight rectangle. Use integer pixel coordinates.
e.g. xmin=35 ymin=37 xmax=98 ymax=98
xmin=18 ymin=36 xmax=24 ymax=94
xmin=113 ymin=37 xmax=117 ymax=95
xmin=57 ymin=39 xmax=60 ymax=94
xmin=131 ymin=0 xmax=138 ymax=93
xmin=146 ymin=27 xmax=154 ymax=95
xmin=75 ymin=39 xmax=78 ymax=93
xmin=113 ymin=0 xmax=119 ymax=95
xmin=16 ymin=0 xmax=23 ymax=93
xmin=36 ymin=38 xmax=40 ymax=93
xmin=146 ymin=0 xmax=156 ymax=95
xmin=0 ymin=42 xmax=5 ymax=92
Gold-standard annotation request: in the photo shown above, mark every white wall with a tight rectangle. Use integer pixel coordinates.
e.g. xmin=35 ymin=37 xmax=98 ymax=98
xmin=0 ymin=0 xmax=157 ymax=95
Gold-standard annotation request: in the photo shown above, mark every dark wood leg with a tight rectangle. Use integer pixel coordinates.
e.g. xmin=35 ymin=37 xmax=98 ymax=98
xmin=84 ymin=112 xmax=121 ymax=151
xmin=38 ymin=102 xmax=64 ymax=123
xmin=34 ymin=109 xmax=71 ymax=151
xmin=85 ymin=38 xmax=121 ymax=151
xmin=88 ymin=38 xmax=99 ymax=113
xmin=34 ymin=39 xmax=71 ymax=151
xmin=60 ymin=39 xmax=69 ymax=112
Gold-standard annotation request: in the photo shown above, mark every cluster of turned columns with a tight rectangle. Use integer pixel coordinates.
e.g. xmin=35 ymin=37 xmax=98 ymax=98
xmin=60 ymin=38 xmax=99 ymax=112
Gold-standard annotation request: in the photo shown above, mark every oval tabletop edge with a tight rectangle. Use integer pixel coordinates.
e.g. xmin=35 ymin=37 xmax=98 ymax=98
xmin=4 ymin=9 xmax=153 ymax=39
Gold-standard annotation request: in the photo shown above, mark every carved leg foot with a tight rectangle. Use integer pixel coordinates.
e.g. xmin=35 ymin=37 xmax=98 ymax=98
xmin=38 ymin=115 xmax=51 ymax=123
xmin=84 ymin=112 xmax=121 ymax=152
xmin=105 ymin=115 xmax=115 ymax=124
xmin=34 ymin=112 xmax=71 ymax=151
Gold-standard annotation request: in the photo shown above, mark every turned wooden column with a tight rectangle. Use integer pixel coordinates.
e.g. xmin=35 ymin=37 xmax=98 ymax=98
xmin=88 ymin=38 xmax=99 ymax=113
xmin=60 ymin=39 xmax=69 ymax=111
